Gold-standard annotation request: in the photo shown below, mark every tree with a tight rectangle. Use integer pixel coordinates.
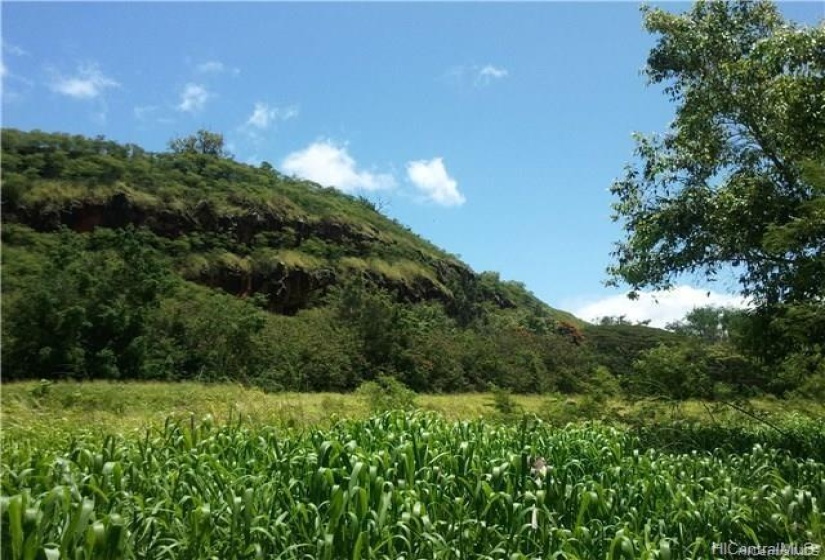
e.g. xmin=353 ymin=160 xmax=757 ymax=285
xmin=663 ymin=306 xmax=772 ymax=394
xmin=3 ymin=228 xmax=171 ymax=380
xmin=168 ymin=130 xmax=230 ymax=158
xmin=631 ymin=342 xmax=712 ymax=400
xmin=597 ymin=315 xmax=651 ymax=327
xmin=608 ymin=1 xmax=825 ymax=307
xmin=665 ymin=305 xmax=748 ymax=343
xmin=146 ymin=286 xmax=270 ymax=383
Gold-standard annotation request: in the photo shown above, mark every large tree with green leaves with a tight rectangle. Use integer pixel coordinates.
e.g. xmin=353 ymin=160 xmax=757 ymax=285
xmin=665 ymin=305 xmax=749 ymax=343
xmin=609 ymin=1 xmax=824 ymax=307
xmin=168 ymin=129 xmax=230 ymax=158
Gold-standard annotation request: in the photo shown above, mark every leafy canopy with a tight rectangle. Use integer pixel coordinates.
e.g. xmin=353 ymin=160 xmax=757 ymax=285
xmin=609 ymin=1 xmax=825 ymax=306
xmin=168 ymin=129 xmax=230 ymax=158
xmin=665 ymin=305 xmax=748 ymax=343
xmin=2 ymin=227 xmax=171 ymax=380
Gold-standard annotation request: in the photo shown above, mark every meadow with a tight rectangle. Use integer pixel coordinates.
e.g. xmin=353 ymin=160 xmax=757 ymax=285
xmin=2 ymin=382 xmax=824 ymax=559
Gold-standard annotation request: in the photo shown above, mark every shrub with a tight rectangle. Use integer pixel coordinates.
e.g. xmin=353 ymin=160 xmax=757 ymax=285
xmin=585 ymin=365 xmax=621 ymax=401
xmin=145 ymin=286 xmax=269 ymax=383
xmin=629 ymin=342 xmax=712 ymax=400
xmin=355 ymin=375 xmax=416 ymax=413
xmin=27 ymin=379 xmax=53 ymax=402
xmin=487 ymin=384 xmax=523 ymax=416
xmin=775 ymin=348 xmax=825 ymax=397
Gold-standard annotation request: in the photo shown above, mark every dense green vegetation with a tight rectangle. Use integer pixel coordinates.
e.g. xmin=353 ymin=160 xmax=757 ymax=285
xmin=2 ymin=127 xmax=682 ymax=395
xmin=2 ymin=411 xmax=823 ymax=559
xmin=609 ymin=0 xmax=825 ymax=390
xmin=5 ymin=3 xmax=822 ymax=399
xmin=2 ymin=2 xmax=824 ymax=559
xmin=2 ymin=4 xmax=820 ymax=396
xmin=3 ymin=125 xmax=821 ymax=398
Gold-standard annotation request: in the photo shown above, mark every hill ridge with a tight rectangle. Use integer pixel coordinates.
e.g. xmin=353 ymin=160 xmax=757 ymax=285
xmin=1 ymin=128 xmax=579 ymax=322
xmin=2 ymin=128 xmax=679 ymax=392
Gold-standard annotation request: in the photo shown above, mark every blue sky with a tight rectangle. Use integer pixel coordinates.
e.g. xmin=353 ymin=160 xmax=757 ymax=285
xmin=2 ymin=2 xmax=822 ymax=326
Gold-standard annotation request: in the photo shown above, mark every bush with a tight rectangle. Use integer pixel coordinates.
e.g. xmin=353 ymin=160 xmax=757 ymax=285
xmin=585 ymin=365 xmax=621 ymax=401
xmin=775 ymin=348 xmax=825 ymax=397
xmin=629 ymin=342 xmax=712 ymax=400
xmin=540 ymin=394 xmax=584 ymax=425
xmin=355 ymin=375 xmax=416 ymax=413
xmin=0 ymin=173 xmax=28 ymax=208
xmin=27 ymin=379 xmax=53 ymax=402
xmin=486 ymin=384 xmax=523 ymax=416
xmin=145 ymin=287 xmax=269 ymax=383
xmin=786 ymin=349 xmax=825 ymax=401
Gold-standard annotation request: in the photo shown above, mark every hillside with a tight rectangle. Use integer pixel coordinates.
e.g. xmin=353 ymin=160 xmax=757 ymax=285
xmin=1 ymin=128 xmax=672 ymax=391
xmin=2 ymin=129 xmax=581 ymax=318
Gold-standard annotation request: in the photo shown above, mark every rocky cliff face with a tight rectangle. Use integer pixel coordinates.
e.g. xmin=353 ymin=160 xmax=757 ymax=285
xmin=2 ymin=128 xmax=570 ymax=323
xmin=7 ymin=191 xmax=476 ymax=314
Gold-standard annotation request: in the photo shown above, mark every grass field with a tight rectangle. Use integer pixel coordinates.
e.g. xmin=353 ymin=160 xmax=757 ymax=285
xmin=3 ymin=380 xmax=824 ymax=436
xmin=2 ymin=382 xmax=824 ymax=559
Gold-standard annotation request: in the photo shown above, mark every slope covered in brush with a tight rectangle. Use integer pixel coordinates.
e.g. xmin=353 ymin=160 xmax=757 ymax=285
xmin=1 ymin=129 xmax=579 ymax=320
xmin=1 ymin=129 xmax=670 ymax=391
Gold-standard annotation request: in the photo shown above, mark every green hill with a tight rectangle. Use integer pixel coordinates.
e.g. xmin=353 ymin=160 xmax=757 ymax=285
xmin=0 ymin=128 xmax=670 ymax=392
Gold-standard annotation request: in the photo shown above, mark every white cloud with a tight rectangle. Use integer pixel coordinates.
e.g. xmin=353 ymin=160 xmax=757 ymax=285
xmin=2 ymin=41 xmax=27 ymax=57
xmin=444 ymin=63 xmax=509 ymax=88
xmin=177 ymin=83 xmax=209 ymax=113
xmin=196 ymin=61 xmax=225 ymax=74
xmin=571 ymin=285 xmax=751 ymax=328
xmin=281 ymin=140 xmax=395 ymax=192
xmin=245 ymin=102 xmax=298 ymax=130
xmin=195 ymin=60 xmax=239 ymax=75
xmin=2 ymin=51 xmax=35 ymax=102
xmin=49 ymin=63 xmax=119 ymax=99
xmin=475 ymin=64 xmax=508 ymax=85
xmin=2 ymin=41 xmax=27 ymax=80
xmin=406 ymin=158 xmax=465 ymax=207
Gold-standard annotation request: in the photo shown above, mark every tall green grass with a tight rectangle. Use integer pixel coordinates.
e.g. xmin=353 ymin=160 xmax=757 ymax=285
xmin=3 ymin=412 xmax=823 ymax=559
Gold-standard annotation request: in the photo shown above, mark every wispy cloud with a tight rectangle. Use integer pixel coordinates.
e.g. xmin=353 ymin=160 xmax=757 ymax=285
xmin=475 ymin=64 xmax=508 ymax=86
xmin=2 ymin=40 xmax=27 ymax=79
xmin=570 ymin=286 xmax=750 ymax=328
xmin=196 ymin=60 xmax=224 ymax=74
xmin=195 ymin=60 xmax=239 ymax=75
xmin=444 ymin=63 xmax=509 ymax=88
xmin=49 ymin=63 xmax=119 ymax=99
xmin=2 ymin=40 xmax=27 ymax=57
xmin=177 ymin=83 xmax=210 ymax=113
xmin=406 ymin=158 xmax=465 ymax=207
xmin=281 ymin=140 xmax=395 ymax=193
xmin=134 ymin=104 xmax=174 ymax=125
xmin=245 ymin=102 xmax=298 ymax=130
xmin=2 ymin=43 xmax=33 ymax=102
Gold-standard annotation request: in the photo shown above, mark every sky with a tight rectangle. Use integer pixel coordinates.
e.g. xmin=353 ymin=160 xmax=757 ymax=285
xmin=2 ymin=2 xmax=822 ymax=327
